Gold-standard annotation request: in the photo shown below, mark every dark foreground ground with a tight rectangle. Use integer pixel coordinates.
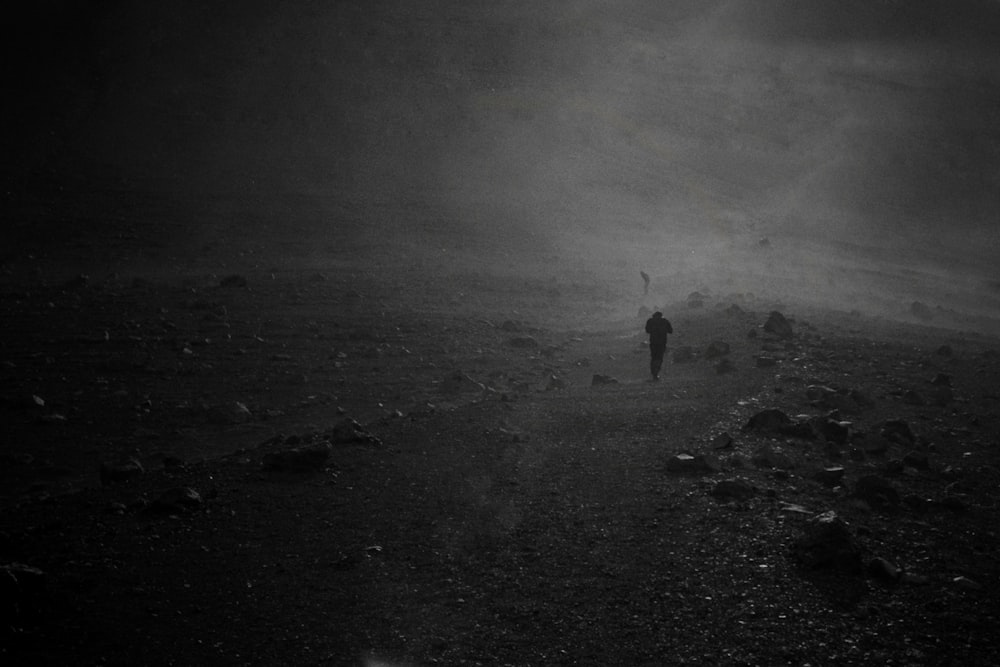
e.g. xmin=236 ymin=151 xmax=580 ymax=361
xmin=2 ymin=235 xmax=1000 ymax=666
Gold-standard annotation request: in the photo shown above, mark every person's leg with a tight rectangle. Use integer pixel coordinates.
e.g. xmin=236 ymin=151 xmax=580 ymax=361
xmin=650 ymin=345 xmax=665 ymax=379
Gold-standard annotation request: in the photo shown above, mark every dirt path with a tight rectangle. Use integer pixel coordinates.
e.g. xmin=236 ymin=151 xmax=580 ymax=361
xmin=3 ymin=261 xmax=1000 ymax=665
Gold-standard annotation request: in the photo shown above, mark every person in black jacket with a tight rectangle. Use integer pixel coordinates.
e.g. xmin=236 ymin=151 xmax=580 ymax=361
xmin=644 ymin=311 xmax=673 ymax=381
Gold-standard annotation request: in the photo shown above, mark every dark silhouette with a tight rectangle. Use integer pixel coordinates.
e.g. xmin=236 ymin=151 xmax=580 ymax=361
xmin=644 ymin=311 xmax=673 ymax=381
xmin=640 ymin=271 xmax=650 ymax=295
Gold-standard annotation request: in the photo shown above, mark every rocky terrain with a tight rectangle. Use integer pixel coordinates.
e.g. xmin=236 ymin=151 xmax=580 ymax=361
xmin=2 ymin=242 xmax=999 ymax=666
xmin=4 ymin=1 xmax=1000 ymax=665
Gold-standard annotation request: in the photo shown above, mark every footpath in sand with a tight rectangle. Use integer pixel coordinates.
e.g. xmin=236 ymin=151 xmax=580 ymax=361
xmin=2 ymin=266 xmax=1000 ymax=665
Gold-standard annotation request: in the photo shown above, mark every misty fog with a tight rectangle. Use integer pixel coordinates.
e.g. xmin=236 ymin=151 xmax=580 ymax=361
xmin=7 ymin=0 xmax=1000 ymax=324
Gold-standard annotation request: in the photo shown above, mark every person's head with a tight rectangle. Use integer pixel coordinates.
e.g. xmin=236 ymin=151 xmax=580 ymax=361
xmin=653 ymin=311 xmax=663 ymax=319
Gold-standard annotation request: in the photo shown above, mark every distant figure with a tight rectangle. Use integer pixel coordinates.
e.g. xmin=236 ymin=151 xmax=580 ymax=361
xmin=640 ymin=271 xmax=650 ymax=295
xmin=644 ymin=311 xmax=673 ymax=381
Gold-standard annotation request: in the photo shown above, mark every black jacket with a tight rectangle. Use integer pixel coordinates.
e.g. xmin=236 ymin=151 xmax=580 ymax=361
xmin=645 ymin=316 xmax=673 ymax=346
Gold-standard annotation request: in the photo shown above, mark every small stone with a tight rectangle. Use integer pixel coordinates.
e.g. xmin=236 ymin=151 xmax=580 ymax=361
xmin=952 ymin=575 xmax=983 ymax=591
xmin=711 ymin=432 xmax=733 ymax=450
xmin=710 ymin=479 xmax=755 ymax=501
xmin=672 ymin=346 xmax=695 ymax=363
xmin=902 ymin=451 xmax=930 ymax=471
xmin=744 ymin=409 xmax=792 ymax=433
xmin=793 ymin=511 xmax=862 ymax=573
xmin=931 ymin=373 xmax=952 ymax=386
xmin=329 ymin=419 xmax=382 ymax=446
xmin=704 ymin=341 xmax=731 ymax=359
xmin=591 ymin=374 xmax=618 ymax=386
xmin=752 ymin=446 xmax=794 ymax=470
xmin=261 ymin=442 xmax=332 ymax=472
xmin=813 ymin=466 xmax=846 ymax=487
xmin=763 ymin=311 xmax=793 ymax=339
xmin=100 ymin=457 xmax=145 ymax=486
xmin=880 ymin=419 xmax=915 ymax=446
xmin=868 ymin=557 xmax=901 ymax=581
xmin=146 ymin=487 xmax=203 ymax=514
xmin=853 ymin=475 xmax=900 ymax=507
xmin=714 ymin=358 xmax=736 ymax=374
xmin=545 ymin=375 xmax=567 ymax=391
xmin=666 ymin=453 xmax=722 ymax=474
xmin=219 ymin=274 xmax=248 ymax=288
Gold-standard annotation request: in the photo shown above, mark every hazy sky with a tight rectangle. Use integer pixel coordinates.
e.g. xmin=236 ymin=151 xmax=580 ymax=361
xmin=6 ymin=1 xmax=999 ymax=291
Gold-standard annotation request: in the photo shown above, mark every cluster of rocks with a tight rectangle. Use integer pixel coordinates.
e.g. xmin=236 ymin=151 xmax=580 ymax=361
xmin=660 ymin=346 xmax=985 ymax=587
xmin=260 ymin=418 xmax=382 ymax=472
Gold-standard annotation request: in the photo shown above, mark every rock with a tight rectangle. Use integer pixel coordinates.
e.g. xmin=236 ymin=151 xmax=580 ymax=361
xmin=219 ymin=274 xmax=248 ymax=288
xmin=262 ymin=442 xmax=332 ymax=472
xmin=809 ymin=417 xmax=851 ymax=444
xmin=755 ymin=355 xmax=778 ymax=368
xmin=935 ymin=344 xmax=952 ymax=356
xmin=778 ymin=502 xmax=811 ymax=515
xmin=793 ymin=511 xmax=862 ymax=573
xmin=900 ymin=572 xmax=930 ymax=586
xmin=725 ymin=303 xmax=744 ymax=316
xmin=99 ymin=457 xmax=145 ymax=486
xmin=1 ymin=562 xmax=45 ymax=622
xmin=710 ymin=479 xmax=755 ymax=501
xmin=880 ymin=419 xmax=915 ymax=446
xmin=591 ymin=374 xmax=619 ymax=386
xmin=207 ymin=401 xmax=253 ymax=425
xmin=931 ymin=372 xmax=952 ymax=386
xmin=329 ymin=419 xmax=382 ymax=446
xmin=910 ymin=301 xmax=934 ymax=321
xmin=867 ymin=557 xmax=901 ymax=582
xmin=853 ymin=475 xmax=900 ymax=507
xmin=507 ymin=336 xmax=539 ymax=349
xmin=902 ymin=451 xmax=930 ymax=471
xmin=751 ymin=446 xmax=794 ymax=470
xmin=545 ymin=375 xmax=567 ymax=391
xmin=743 ymin=408 xmax=792 ymax=433
xmin=500 ymin=320 xmax=521 ymax=332
xmin=813 ymin=466 xmax=846 ymax=487
xmin=146 ymin=487 xmax=203 ymax=514
xmin=711 ymin=432 xmax=733 ymax=450
xmin=704 ymin=341 xmax=731 ymax=359
xmin=952 ymin=575 xmax=983 ymax=591
xmin=902 ymin=390 xmax=926 ymax=406
xmin=714 ymin=358 xmax=736 ymax=375
xmin=857 ymin=434 xmax=889 ymax=456
xmin=672 ymin=346 xmax=695 ymax=363
xmin=763 ymin=311 xmax=793 ymax=339
xmin=930 ymin=386 xmax=954 ymax=406
xmin=162 ymin=456 xmax=187 ymax=473
xmin=665 ymin=453 xmax=722 ymax=474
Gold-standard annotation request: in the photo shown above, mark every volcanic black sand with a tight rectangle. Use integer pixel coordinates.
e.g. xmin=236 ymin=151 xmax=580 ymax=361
xmin=4 ymin=1 xmax=1000 ymax=665
xmin=2 ymin=226 xmax=1000 ymax=665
